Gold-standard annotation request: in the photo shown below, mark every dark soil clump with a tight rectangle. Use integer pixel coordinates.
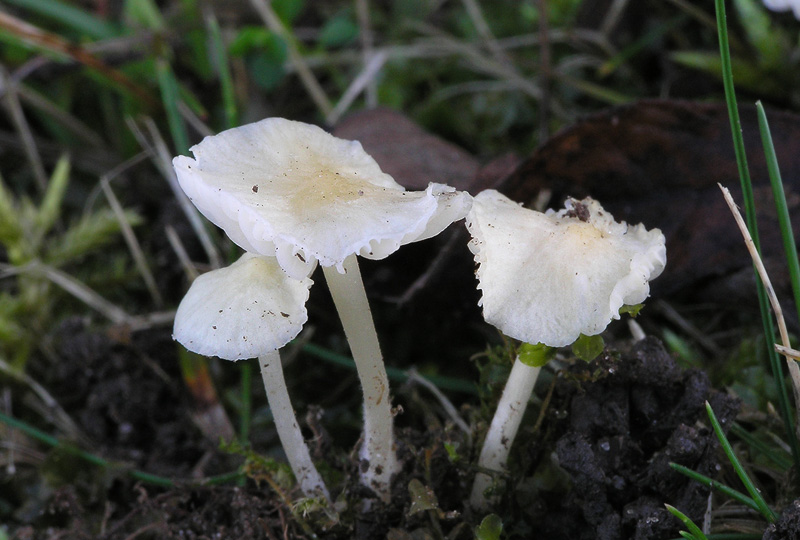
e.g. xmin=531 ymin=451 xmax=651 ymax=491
xmin=764 ymin=499 xmax=800 ymax=540
xmin=6 ymin=331 xmax=741 ymax=539
xmin=525 ymin=337 xmax=740 ymax=540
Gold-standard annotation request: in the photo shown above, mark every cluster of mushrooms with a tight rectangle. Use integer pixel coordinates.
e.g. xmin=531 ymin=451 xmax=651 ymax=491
xmin=171 ymin=118 xmax=667 ymax=510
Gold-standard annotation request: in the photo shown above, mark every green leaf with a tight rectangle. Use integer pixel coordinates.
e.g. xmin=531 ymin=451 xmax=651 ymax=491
xmin=229 ymin=27 xmax=270 ymax=56
xmin=156 ymin=57 xmax=190 ymax=154
xmin=207 ymin=12 xmax=238 ymax=128
xmin=571 ymin=334 xmax=604 ymax=362
xmin=318 ymin=13 xmax=359 ymax=49
xmin=619 ymin=304 xmax=643 ymax=317
xmin=517 ymin=342 xmax=554 ymax=368
xmin=35 ymin=154 xmax=70 ymax=239
xmin=124 ymin=0 xmax=166 ymax=31
xmin=232 ymin=30 xmax=288 ymax=91
xmin=0 ymin=176 xmax=23 ymax=250
xmin=443 ymin=442 xmax=461 ymax=463
xmin=732 ymin=0 xmax=785 ymax=70
xmin=408 ymin=479 xmax=439 ymax=515
xmin=248 ymin=51 xmax=288 ymax=91
xmin=474 ymin=514 xmax=503 ymax=540
xmin=670 ymin=51 xmax=784 ymax=98
xmin=662 ymin=328 xmax=701 ymax=367
xmin=272 ymin=0 xmax=305 ymax=25
xmin=3 ymin=0 xmax=119 ymax=40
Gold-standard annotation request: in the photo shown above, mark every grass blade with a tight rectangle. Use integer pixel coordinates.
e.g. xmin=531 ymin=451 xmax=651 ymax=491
xmin=3 ymin=0 xmax=119 ymax=39
xmin=205 ymin=10 xmax=238 ymax=129
xmin=665 ymin=504 xmax=708 ymax=540
xmin=705 ymin=401 xmax=777 ymax=522
xmin=301 ymin=342 xmax=477 ymax=395
xmin=669 ymin=462 xmax=758 ymax=511
xmin=730 ymin=422 xmax=793 ymax=471
xmin=155 ymin=57 xmax=190 ymax=155
xmin=756 ymin=102 xmax=800 ymax=331
xmin=714 ymin=0 xmax=800 ymax=471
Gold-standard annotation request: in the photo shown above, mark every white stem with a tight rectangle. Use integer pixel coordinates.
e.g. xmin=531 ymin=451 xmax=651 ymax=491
xmin=322 ymin=253 xmax=398 ymax=501
xmin=259 ymin=350 xmax=331 ymax=502
xmin=470 ymin=356 xmax=540 ymax=510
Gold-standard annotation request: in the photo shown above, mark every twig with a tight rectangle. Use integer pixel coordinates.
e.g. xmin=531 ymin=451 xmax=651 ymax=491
xmin=165 ymin=224 xmax=199 ymax=281
xmin=776 ymin=344 xmax=800 ymax=361
xmin=100 ymin=164 xmax=164 ymax=307
xmin=29 ymin=262 xmax=133 ymax=324
xmin=355 ymin=0 xmax=377 ymax=108
xmin=0 ymin=65 xmax=48 ymax=191
xmin=461 ymin=0 xmax=513 ymax=66
xmin=325 ymin=50 xmax=387 ymax=125
xmin=537 ymin=0 xmax=552 ymax=142
xmin=16 ymin=84 xmax=105 ymax=148
xmin=405 ymin=368 xmax=471 ymax=440
xmin=601 ymin=0 xmax=631 ymax=36
xmin=248 ymin=0 xmax=333 ymax=119
xmin=178 ymin=101 xmax=213 ymax=138
xmin=655 ymin=299 xmax=722 ymax=356
xmin=0 ymin=357 xmax=85 ymax=443
xmin=127 ymin=117 xmax=222 ymax=269
xmin=719 ymin=184 xmax=800 ymax=431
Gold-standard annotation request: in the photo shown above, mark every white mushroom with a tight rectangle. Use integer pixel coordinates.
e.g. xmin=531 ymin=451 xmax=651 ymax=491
xmin=173 ymin=253 xmax=330 ymax=502
xmin=466 ymin=189 xmax=666 ymax=510
xmin=763 ymin=0 xmax=800 ymax=20
xmin=173 ymin=118 xmax=472 ymax=500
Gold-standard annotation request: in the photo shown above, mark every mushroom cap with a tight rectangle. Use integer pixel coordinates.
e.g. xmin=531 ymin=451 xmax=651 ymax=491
xmin=173 ymin=253 xmax=312 ymax=360
xmin=466 ymin=190 xmax=666 ymax=348
xmin=763 ymin=0 xmax=800 ymax=19
xmin=173 ymin=118 xmax=472 ymax=279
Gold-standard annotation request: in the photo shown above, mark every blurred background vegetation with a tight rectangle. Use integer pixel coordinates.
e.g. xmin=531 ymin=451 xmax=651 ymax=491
xmin=1 ymin=0 xmax=800 ymax=535
xmin=0 ymin=0 xmax=798 ymax=382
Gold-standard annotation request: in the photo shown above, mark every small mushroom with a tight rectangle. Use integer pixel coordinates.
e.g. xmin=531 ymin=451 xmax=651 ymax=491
xmin=763 ymin=0 xmax=800 ymax=19
xmin=173 ymin=253 xmax=330 ymax=502
xmin=465 ymin=190 xmax=666 ymax=509
xmin=173 ymin=118 xmax=471 ymax=500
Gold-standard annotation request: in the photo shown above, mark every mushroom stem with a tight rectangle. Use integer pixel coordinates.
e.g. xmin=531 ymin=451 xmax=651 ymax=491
xmin=470 ymin=355 xmax=541 ymax=510
xmin=259 ymin=350 xmax=331 ymax=502
xmin=322 ymin=253 xmax=398 ymax=501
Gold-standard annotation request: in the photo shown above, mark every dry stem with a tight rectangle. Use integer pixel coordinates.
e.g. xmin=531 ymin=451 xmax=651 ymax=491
xmin=719 ymin=184 xmax=800 ymax=430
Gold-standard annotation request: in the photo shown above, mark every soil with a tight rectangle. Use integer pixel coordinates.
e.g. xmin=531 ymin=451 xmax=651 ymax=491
xmin=3 ymin=325 xmax=747 ymax=539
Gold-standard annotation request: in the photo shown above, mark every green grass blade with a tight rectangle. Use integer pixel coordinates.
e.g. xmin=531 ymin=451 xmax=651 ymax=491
xmin=4 ymin=0 xmax=119 ymax=39
xmin=669 ymin=462 xmax=758 ymax=511
xmin=665 ymin=504 xmax=708 ymax=540
xmin=598 ymin=16 xmax=685 ymax=78
xmin=301 ymin=342 xmax=477 ymax=395
xmin=730 ymin=422 xmax=793 ymax=471
xmin=0 ymin=410 xmax=242 ymax=487
xmin=35 ymin=154 xmax=70 ymax=239
xmin=155 ymin=57 xmax=190 ymax=155
xmin=756 ymin=102 xmax=800 ymax=329
xmin=714 ymin=0 xmax=800 ymax=472
xmin=705 ymin=402 xmax=777 ymax=522
xmin=206 ymin=11 xmax=238 ymax=129
xmin=669 ymin=535 xmax=763 ymax=540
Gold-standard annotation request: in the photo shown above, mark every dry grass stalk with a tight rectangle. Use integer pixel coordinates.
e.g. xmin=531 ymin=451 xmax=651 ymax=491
xmin=719 ymin=184 xmax=800 ymax=429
